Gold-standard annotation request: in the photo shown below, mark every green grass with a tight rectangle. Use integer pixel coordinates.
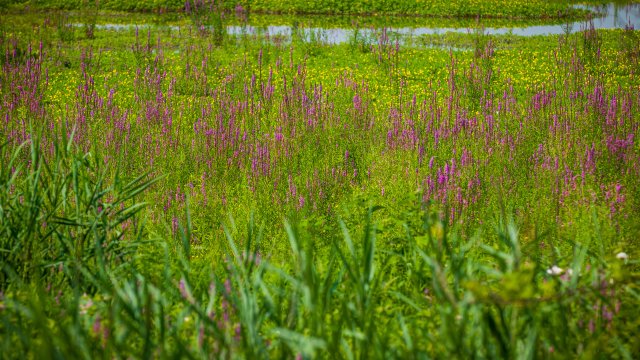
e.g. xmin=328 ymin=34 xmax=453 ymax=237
xmin=2 ymin=0 xmax=595 ymax=19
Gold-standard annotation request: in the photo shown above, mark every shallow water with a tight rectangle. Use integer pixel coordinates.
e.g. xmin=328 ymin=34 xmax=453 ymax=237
xmin=227 ymin=4 xmax=640 ymax=43
xmin=77 ymin=3 xmax=640 ymax=45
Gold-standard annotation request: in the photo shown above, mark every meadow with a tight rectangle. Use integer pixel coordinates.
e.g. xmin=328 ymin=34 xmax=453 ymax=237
xmin=1 ymin=1 xmax=640 ymax=358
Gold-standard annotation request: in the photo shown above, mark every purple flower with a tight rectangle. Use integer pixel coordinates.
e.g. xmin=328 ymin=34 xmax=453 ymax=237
xmin=93 ymin=315 xmax=102 ymax=334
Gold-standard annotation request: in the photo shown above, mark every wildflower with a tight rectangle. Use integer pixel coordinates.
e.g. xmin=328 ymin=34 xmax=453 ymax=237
xmin=560 ymin=268 xmax=574 ymax=281
xmin=616 ymin=252 xmax=628 ymax=260
xmin=93 ymin=315 xmax=102 ymax=334
xmin=79 ymin=295 xmax=94 ymax=315
xmin=546 ymin=265 xmax=563 ymax=275
xmin=429 ymin=218 xmax=444 ymax=242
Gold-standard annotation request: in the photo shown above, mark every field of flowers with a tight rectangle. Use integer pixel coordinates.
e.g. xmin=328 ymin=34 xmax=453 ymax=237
xmin=1 ymin=2 xmax=640 ymax=359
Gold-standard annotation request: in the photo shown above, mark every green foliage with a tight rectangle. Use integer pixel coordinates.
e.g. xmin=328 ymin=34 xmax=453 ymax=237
xmin=1 ymin=183 xmax=638 ymax=358
xmin=0 ymin=128 xmax=161 ymax=290
xmin=2 ymin=0 xmax=592 ymax=18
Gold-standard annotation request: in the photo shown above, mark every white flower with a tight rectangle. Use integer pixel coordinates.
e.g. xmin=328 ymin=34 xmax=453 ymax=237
xmin=79 ymin=298 xmax=93 ymax=315
xmin=616 ymin=252 xmax=628 ymax=260
xmin=546 ymin=265 xmax=564 ymax=275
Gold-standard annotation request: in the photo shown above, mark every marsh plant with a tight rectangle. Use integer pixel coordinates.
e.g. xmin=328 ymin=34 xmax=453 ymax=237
xmin=186 ymin=0 xmax=228 ymax=45
xmin=80 ymin=1 xmax=101 ymax=40
xmin=0 ymin=144 xmax=637 ymax=358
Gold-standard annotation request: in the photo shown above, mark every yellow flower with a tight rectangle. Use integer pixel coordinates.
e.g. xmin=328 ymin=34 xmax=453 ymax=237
xmin=429 ymin=219 xmax=444 ymax=243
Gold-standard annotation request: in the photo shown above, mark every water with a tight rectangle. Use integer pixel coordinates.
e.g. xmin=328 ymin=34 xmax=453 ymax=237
xmin=77 ymin=3 xmax=640 ymax=44
xmin=227 ymin=3 xmax=640 ymax=43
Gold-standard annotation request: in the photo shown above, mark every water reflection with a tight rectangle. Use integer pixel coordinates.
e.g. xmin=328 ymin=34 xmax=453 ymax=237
xmin=226 ymin=3 xmax=640 ymax=43
xmin=76 ymin=3 xmax=640 ymax=45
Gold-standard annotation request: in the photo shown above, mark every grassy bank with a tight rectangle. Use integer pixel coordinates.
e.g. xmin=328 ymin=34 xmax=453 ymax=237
xmin=1 ymin=0 xmax=593 ymax=19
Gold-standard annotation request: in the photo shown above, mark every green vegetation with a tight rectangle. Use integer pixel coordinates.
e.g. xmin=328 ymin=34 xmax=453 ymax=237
xmin=2 ymin=0 xmax=593 ymax=18
xmin=1 ymin=4 xmax=640 ymax=359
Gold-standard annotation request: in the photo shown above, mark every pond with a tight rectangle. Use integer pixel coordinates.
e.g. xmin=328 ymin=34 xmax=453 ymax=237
xmin=76 ymin=3 xmax=640 ymax=45
xmin=228 ymin=3 xmax=640 ymax=43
